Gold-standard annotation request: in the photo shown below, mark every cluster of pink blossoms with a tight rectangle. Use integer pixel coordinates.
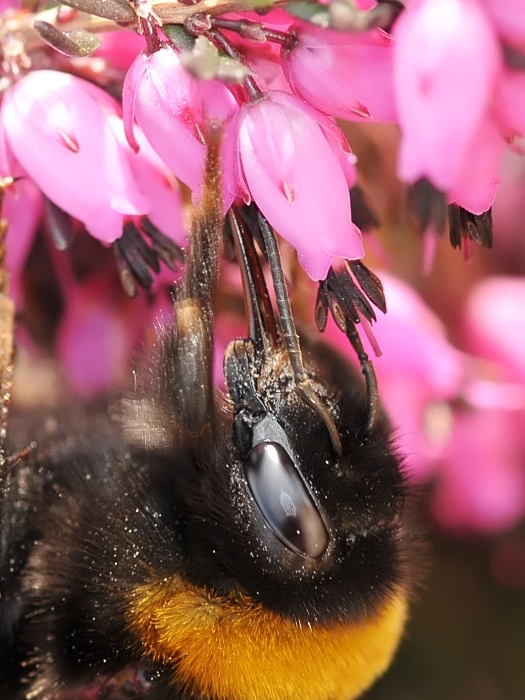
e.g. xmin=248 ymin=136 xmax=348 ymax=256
xmin=396 ymin=0 xmax=525 ymax=221
xmin=325 ymin=270 xmax=525 ymax=535
xmin=4 ymin=0 xmax=525 ymax=288
xmin=0 ymin=0 xmax=525 ymax=533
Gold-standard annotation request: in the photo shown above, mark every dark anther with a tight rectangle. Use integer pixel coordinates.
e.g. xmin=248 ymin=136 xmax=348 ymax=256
xmin=315 ymin=261 xmax=385 ymax=429
xmin=349 ymin=185 xmax=380 ymax=232
xmin=408 ymin=180 xmax=493 ymax=254
xmin=448 ymin=205 xmax=493 ymax=250
xmin=316 ymin=264 xmax=383 ymax=430
xmin=375 ymin=0 xmax=405 ymax=30
xmin=112 ymin=219 xmax=183 ymax=297
xmin=407 ymin=177 xmax=448 ymax=237
xmin=138 ymin=217 xmax=184 ymax=270
xmin=503 ymin=44 xmax=525 ymax=70
xmin=44 ymin=197 xmax=76 ymax=251
xmin=316 ymin=264 xmax=382 ymax=336
xmin=315 ymin=285 xmax=329 ymax=333
xmin=347 ymin=261 xmax=387 ymax=314
xmin=113 ymin=241 xmax=138 ymax=298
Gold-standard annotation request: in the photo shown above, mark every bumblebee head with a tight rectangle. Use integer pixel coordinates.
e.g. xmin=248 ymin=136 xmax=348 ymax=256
xmin=181 ymin=332 xmax=408 ymax=627
xmin=177 ymin=205 xmax=410 ymax=628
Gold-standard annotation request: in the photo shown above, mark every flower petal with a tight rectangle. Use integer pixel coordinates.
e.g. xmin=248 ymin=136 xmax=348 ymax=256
xmin=237 ymin=91 xmax=363 ymax=280
xmin=124 ymin=46 xmax=239 ymax=204
xmin=393 ymin=0 xmax=501 ymax=191
xmin=433 ymin=408 xmax=525 ymax=532
xmin=284 ymin=23 xmax=396 ymax=123
xmin=2 ymin=70 xmax=149 ymax=243
xmin=448 ymin=116 xmax=504 ymax=214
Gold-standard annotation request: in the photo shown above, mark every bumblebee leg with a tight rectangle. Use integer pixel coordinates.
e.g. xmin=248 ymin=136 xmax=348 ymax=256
xmin=0 ymin=179 xmax=15 ymax=465
xmin=0 ymin=178 xmax=27 ymax=697
xmin=171 ymin=126 xmax=224 ymax=446
xmin=256 ymin=210 xmax=342 ymax=455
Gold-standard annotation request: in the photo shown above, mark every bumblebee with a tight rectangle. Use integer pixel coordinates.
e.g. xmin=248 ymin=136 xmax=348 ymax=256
xmin=0 ymin=131 xmax=414 ymax=700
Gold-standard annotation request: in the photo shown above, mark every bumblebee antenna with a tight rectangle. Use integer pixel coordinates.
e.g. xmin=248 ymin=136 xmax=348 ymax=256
xmin=117 ymin=129 xmax=224 ymax=452
xmin=256 ymin=211 xmax=342 ymax=456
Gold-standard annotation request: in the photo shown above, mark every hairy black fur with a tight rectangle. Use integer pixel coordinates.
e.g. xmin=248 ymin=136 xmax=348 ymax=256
xmin=0 ymin=329 xmax=413 ymax=699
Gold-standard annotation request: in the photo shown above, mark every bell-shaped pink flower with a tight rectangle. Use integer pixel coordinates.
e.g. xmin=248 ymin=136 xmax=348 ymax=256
xmin=433 ymin=407 xmax=525 ymax=532
xmin=57 ymin=271 xmax=148 ymax=396
xmin=393 ymin=0 xmax=501 ymax=192
xmin=430 ymin=274 xmax=525 ymax=532
xmin=236 ymin=90 xmax=363 ymax=281
xmin=112 ymin=121 xmax=186 ymax=247
xmin=1 ymin=70 xmax=152 ymax=244
xmin=283 ymin=22 xmax=396 ymax=123
xmin=494 ymin=68 xmax=525 ymax=141
xmin=464 ymin=276 xmax=525 ymax=385
xmin=123 ymin=44 xmax=239 ymax=204
xmin=448 ymin=115 xmax=505 ymax=214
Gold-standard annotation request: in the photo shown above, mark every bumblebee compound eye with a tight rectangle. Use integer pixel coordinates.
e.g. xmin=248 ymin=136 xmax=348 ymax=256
xmin=245 ymin=442 xmax=329 ymax=559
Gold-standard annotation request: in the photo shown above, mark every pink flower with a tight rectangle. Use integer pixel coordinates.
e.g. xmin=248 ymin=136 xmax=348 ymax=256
xmin=57 ymin=271 xmax=148 ymax=397
xmin=236 ymin=90 xmax=363 ymax=280
xmin=393 ymin=0 xmax=501 ymax=193
xmin=123 ymin=44 xmax=239 ymax=204
xmin=0 ymin=0 xmax=21 ymax=11
xmin=1 ymin=70 xmax=151 ymax=243
xmin=447 ymin=116 xmax=505 ymax=214
xmin=494 ymin=67 xmax=525 ymax=141
xmin=464 ymin=276 xmax=525 ymax=384
xmin=113 ymin=124 xmax=186 ymax=248
xmin=94 ymin=30 xmax=145 ymax=72
xmin=283 ymin=23 xmax=396 ymax=123
xmin=433 ymin=407 xmax=525 ymax=532
xmin=390 ymin=0 xmax=525 ymax=217
xmin=428 ymin=275 xmax=525 ymax=532
xmin=2 ymin=177 xmax=42 ymax=307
